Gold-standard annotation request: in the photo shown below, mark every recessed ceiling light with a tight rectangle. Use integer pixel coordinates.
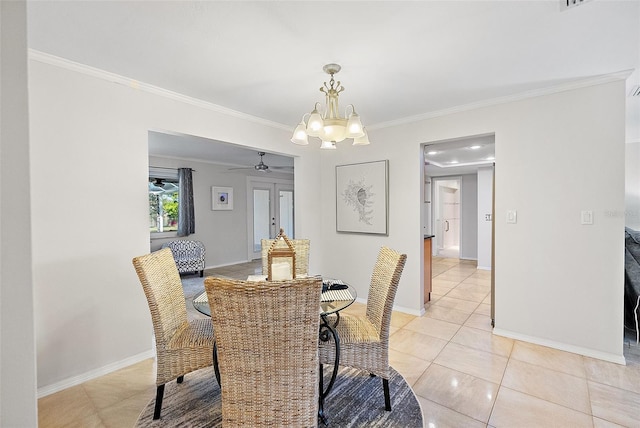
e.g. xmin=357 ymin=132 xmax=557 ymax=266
xmin=469 ymin=145 xmax=482 ymax=150
xmin=449 ymin=160 xmax=459 ymax=164
xmin=427 ymin=150 xmax=438 ymax=155
xmin=485 ymin=156 xmax=495 ymax=161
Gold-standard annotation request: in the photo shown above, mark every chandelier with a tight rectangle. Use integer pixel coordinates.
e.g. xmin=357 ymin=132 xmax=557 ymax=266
xmin=291 ymin=64 xmax=370 ymax=149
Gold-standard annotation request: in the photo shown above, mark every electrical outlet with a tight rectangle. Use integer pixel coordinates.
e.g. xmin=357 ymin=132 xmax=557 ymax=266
xmin=506 ymin=210 xmax=517 ymax=224
xmin=485 ymin=214 xmax=492 ymax=221
xmin=581 ymin=210 xmax=593 ymax=225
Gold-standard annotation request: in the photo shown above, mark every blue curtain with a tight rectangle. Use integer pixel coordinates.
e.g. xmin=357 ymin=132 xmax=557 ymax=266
xmin=177 ymin=168 xmax=195 ymax=236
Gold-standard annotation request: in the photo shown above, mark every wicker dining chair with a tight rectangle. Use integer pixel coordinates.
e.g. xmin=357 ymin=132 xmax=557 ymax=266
xmin=318 ymin=246 xmax=407 ymax=411
xmin=204 ymin=276 xmax=322 ymax=427
xmin=261 ymin=238 xmax=310 ymax=277
xmin=132 ymin=248 xmax=214 ymax=420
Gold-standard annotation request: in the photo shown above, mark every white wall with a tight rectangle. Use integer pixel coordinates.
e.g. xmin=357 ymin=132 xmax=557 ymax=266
xmin=477 ymin=167 xmax=493 ymax=270
xmin=460 ymin=174 xmax=478 ymax=260
xmin=626 ymin=142 xmax=640 ymax=230
xmin=28 ymin=57 xmax=322 ymax=393
xmin=318 ymin=140 xmax=425 ymax=313
xmin=319 ymin=79 xmax=626 ymax=362
xmin=1 ymin=1 xmax=38 ymax=424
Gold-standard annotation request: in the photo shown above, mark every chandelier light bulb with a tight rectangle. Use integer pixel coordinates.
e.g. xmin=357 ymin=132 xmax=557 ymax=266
xmin=291 ymin=121 xmax=309 ymax=145
xmin=306 ymin=103 xmax=324 ymax=137
xmin=346 ymin=106 xmax=364 ymax=138
xmin=352 ymin=128 xmax=371 ymax=146
xmin=320 ymin=140 xmax=337 ymax=150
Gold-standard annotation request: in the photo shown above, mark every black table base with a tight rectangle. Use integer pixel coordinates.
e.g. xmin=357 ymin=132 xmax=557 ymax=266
xmin=318 ymin=314 xmax=340 ymax=425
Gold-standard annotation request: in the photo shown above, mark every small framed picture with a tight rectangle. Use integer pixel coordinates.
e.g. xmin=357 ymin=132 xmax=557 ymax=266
xmin=212 ymin=186 xmax=233 ymax=210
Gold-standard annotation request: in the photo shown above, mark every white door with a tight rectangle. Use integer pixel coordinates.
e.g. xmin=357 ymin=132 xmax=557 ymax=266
xmin=248 ymin=178 xmax=294 ymax=260
xmin=432 ymin=177 xmax=461 ymax=258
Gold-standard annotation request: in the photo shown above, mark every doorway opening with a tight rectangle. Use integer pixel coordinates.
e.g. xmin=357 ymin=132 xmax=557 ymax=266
xmin=421 ymin=133 xmax=495 ymax=315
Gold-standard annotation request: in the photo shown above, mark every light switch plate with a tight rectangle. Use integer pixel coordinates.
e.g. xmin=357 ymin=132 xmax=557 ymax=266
xmin=581 ymin=210 xmax=593 ymax=225
xmin=507 ymin=210 xmax=517 ymax=224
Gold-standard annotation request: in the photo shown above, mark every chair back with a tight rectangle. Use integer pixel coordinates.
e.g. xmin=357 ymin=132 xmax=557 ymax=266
xmin=161 ymin=239 xmax=206 ymax=274
xmin=161 ymin=239 xmax=205 ymax=258
xmin=261 ymin=238 xmax=310 ymax=277
xmin=365 ymin=247 xmax=407 ymax=339
xmin=132 ymin=248 xmax=188 ymax=349
xmin=204 ymin=276 xmax=322 ymax=427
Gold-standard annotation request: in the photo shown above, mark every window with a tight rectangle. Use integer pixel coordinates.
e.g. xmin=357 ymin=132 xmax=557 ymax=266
xmin=149 ymin=168 xmax=179 ymax=234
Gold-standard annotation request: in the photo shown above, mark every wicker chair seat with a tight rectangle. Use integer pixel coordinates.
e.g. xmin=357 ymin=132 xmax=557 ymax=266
xmin=318 ymin=335 xmax=389 ymax=379
xmin=328 ymin=315 xmax=380 ymax=343
xmin=155 ymin=343 xmax=214 ymax=386
xmin=166 ymin=319 xmax=214 ymax=350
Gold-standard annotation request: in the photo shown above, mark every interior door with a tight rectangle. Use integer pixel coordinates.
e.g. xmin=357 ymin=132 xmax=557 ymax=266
xmin=441 ymin=186 xmax=460 ymax=250
xmin=276 ymin=183 xmax=294 ymax=237
xmin=432 ymin=177 xmax=461 ymax=258
xmin=248 ymin=179 xmax=294 ymax=260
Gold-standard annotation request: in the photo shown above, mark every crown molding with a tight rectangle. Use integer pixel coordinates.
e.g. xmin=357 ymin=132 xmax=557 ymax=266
xmin=28 ymin=49 xmax=291 ymax=132
xmin=29 ymin=50 xmax=633 ymax=134
xmin=369 ymin=69 xmax=635 ymax=130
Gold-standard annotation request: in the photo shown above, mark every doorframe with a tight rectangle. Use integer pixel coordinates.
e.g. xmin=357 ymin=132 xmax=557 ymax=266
xmin=246 ymin=175 xmax=294 ymax=260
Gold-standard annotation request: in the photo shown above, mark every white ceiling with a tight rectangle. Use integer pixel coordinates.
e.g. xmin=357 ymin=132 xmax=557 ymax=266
xmin=148 ymin=131 xmax=294 ymax=172
xmin=26 ymin=1 xmax=640 ymax=164
xmin=425 ymin=134 xmax=495 ymax=177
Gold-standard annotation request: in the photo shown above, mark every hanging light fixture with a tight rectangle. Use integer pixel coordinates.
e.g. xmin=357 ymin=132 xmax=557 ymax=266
xmin=291 ymin=63 xmax=370 ymax=149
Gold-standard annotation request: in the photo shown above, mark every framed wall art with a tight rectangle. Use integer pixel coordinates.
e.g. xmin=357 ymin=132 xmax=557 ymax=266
xmin=336 ymin=160 xmax=388 ymax=235
xmin=212 ymin=186 xmax=233 ymax=211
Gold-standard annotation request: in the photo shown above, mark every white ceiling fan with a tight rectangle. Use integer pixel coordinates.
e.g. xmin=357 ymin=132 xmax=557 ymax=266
xmin=228 ymin=152 xmax=293 ymax=173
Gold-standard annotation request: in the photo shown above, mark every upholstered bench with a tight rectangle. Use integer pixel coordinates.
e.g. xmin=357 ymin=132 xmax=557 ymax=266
xmin=161 ymin=240 xmax=206 ymax=277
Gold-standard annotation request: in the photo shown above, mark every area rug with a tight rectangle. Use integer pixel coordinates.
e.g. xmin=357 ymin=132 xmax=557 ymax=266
xmin=181 ymin=275 xmax=209 ymax=300
xmin=135 ymin=366 xmax=423 ymax=427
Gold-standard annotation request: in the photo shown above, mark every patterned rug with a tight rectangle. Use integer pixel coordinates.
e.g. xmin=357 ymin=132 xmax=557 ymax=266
xmin=135 ymin=366 xmax=422 ymax=427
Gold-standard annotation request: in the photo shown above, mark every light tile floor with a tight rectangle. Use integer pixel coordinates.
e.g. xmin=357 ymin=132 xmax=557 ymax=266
xmin=38 ymin=257 xmax=640 ymax=427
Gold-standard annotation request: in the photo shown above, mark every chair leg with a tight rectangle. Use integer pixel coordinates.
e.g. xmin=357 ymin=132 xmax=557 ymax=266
xmin=200 ymin=270 xmax=204 ymax=278
xmin=383 ymin=378 xmax=391 ymax=411
xmin=153 ymin=384 xmax=165 ymax=420
xmin=213 ymin=342 xmax=221 ymax=387
xmin=177 ymin=375 xmax=184 ymax=384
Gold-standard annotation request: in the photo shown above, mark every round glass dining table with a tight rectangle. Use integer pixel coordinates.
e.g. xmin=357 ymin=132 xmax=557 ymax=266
xmin=191 ymin=277 xmax=356 ymax=318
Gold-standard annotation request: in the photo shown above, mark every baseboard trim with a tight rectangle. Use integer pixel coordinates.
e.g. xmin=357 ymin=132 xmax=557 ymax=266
xmin=493 ymin=328 xmax=626 ymax=365
xmin=477 ymin=265 xmax=492 ymax=271
xmin=394 ymin=303 xmax=425 ymax=317
xmin=355 ymin=297 xmax=424 ymax=317
xmin=204 ymin=260 xmax=252 ymax=270
xmin=37 ymin=349 xmax=155 ymax=398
